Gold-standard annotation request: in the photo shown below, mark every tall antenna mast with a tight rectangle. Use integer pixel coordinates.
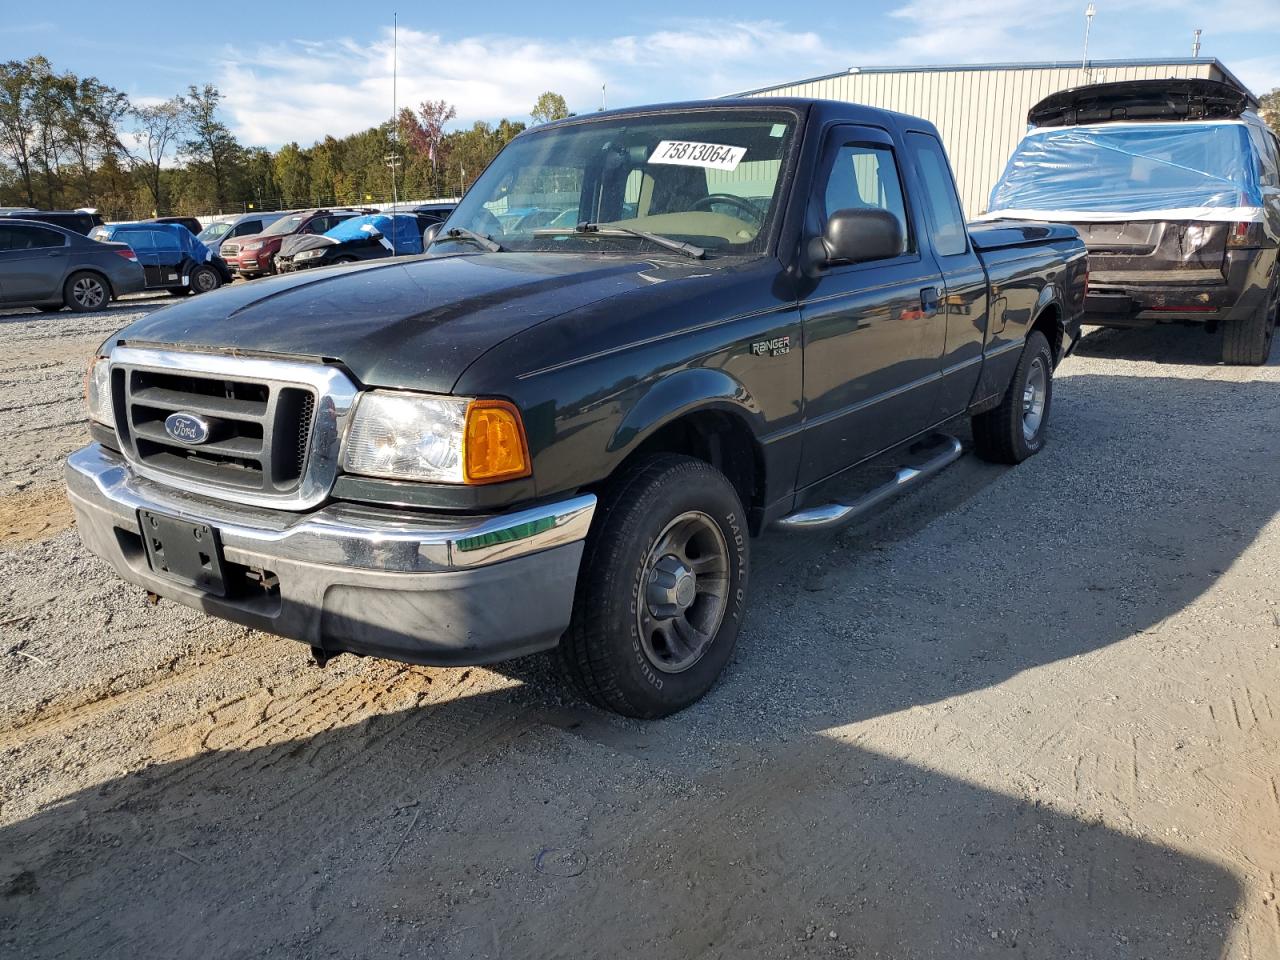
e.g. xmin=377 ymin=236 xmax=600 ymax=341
xmin=1082 ymin=3 xmax=1096 ymax=71
xmin=1192 ymin=28 xmax=1202 ymax=57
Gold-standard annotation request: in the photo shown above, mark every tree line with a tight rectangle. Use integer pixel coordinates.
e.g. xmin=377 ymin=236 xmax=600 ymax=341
xmin=0 ymin=55 xmax=572 ymax=219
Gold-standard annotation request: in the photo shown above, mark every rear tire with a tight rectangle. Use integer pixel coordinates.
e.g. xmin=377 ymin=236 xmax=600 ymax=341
xmin=557 ymin=454 xmax=750 ymax=718
xmin=972 ymin=330 xmax=1054 ymax=464
xmin=190 ymin=265 xmax=221 ymax=294
xmin=1221 ymin=293 xmax=1277 ymax=365
xmin=63 ymin=271 xmax=109 ymax=313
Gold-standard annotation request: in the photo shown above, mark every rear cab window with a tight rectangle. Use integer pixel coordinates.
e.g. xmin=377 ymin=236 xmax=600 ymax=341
xmin=906 ymin=132 xmax=969 ymax=256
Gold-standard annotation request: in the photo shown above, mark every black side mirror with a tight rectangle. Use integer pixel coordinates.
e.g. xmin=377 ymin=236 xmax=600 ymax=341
xmin=422 ymin=223 xmax=442 ymax=248
xmin=809 ymin=208 xmax=903 ymax=267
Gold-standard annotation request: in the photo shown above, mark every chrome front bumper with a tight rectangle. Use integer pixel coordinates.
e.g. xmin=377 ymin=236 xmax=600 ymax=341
xmin=65 ymin=443 xmax=596 ymax=665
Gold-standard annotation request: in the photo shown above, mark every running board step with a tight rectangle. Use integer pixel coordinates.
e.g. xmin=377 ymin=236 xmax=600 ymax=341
xmin=772 ymin=434 xmax=963 ymax=532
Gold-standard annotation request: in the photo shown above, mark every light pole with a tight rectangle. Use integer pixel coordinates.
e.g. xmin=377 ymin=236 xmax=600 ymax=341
xmin=1082 ymin=3 xmax=1096 ymax=71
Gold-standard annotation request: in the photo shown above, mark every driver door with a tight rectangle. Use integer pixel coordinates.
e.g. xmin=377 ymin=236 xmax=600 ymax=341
xmin=797 ymin=125 xmax=947 ymax=487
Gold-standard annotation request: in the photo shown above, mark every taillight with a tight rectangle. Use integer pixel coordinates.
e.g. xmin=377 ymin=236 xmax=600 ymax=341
xmin=113 ymin=248 xmax=137 ymax=262
xmin=1226 ymin=221 xmax=1261 ymax=247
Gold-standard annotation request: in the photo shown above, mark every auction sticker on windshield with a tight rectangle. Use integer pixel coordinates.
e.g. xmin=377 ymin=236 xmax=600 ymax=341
xmin=649 ymin=141 xmax=747 ymax=171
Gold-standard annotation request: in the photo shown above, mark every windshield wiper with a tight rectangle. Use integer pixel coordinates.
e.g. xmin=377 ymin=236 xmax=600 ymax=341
xmin=436 ymin=227 xmax=504 ymax=252
xmin=533 ymin=223 xmax=705 ymax=260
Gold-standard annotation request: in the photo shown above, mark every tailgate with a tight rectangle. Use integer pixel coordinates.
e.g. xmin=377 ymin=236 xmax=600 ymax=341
xmin=1073 ymin=220 xmax=1228 ymax=285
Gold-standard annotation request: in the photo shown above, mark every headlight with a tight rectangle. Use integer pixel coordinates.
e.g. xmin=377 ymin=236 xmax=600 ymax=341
xmin=342 ymin=391 xmax=530 ymax=484
xmin=86 ymin=356 xmax=114 ymax=428
xmin=296 ymin=249 xmax=325 ymax=260
xmin=243 ymin=241 xmax=264 ymax=251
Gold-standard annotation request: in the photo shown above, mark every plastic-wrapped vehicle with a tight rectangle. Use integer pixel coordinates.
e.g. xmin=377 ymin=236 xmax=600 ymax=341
xmin=984 ymin=79 xmax=1280 ymax=364
xmin=90 ymin=222 xmax=230 ymax=295
xmin=276 ymin=213 xmax=434 ymax=271
xmin=221 ymin=209 xmax=368 ymax=278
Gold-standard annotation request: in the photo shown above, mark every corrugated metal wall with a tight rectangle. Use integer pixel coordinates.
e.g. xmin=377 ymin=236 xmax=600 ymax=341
xmin=747 ymin=62 xmax=1221 ymax=216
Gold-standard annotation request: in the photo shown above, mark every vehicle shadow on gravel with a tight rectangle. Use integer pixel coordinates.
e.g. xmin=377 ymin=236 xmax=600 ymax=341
xmin=3 ymin=367 xmax=1273 ymax=958
xmin=0 ymin=691 xmax=1242 ymax=959
xmin=1073 ymin=322 xmax=1279 ymax=367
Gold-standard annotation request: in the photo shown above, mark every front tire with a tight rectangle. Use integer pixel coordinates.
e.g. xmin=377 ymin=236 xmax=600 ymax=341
xmin=558 ymin=454 xmax=750 ymax=718
xmin=973 ymin=330 xmax=1054 ymax=464
xmin=1221 ymin=292 xmax=1277 ymax=366
xmin=63 ymin=271 xmax=109 ymax=313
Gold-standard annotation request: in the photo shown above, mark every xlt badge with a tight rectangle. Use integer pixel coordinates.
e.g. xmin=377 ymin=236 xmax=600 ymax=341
xmin=751 ymin=336 xmax=790 ymax=357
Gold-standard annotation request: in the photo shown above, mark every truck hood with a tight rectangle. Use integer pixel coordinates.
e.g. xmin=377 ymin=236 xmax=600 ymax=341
xmin=108 ymin=253 xmax=707 ymax=393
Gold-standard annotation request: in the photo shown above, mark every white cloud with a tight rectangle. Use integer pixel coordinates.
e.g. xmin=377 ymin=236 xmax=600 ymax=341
xmin=217 ymin=21 xmax=857 ymax=147
xmin=214 ymin=11 xmax=1280 ymax=148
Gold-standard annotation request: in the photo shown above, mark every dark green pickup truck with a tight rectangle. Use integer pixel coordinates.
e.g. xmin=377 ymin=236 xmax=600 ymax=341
xmin=68 ymin=98 xmax=1086 ymax=717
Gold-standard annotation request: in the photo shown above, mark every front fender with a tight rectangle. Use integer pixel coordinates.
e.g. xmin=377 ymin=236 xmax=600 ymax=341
xmin=607 ymin=367 xmax=760 ymax=454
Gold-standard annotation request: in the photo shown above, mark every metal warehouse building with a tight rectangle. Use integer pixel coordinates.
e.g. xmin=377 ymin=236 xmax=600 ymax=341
xmin=738 ymin=57 xmax=1252 ymax=216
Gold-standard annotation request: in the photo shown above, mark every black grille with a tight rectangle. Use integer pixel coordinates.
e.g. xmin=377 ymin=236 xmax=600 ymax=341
xmin=117 ymin=367 xmax=317 ymax=496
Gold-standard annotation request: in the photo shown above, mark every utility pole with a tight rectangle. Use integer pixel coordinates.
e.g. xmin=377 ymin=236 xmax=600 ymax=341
xmin=1082 ymin=3 xmax=1096 ymax=72
xmin=389 ymin=11 xmax=399 ymax=253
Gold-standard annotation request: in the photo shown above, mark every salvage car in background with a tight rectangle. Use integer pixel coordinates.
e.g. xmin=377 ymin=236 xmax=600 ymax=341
xmin=90 ymin=222 xmax=229 ymax=294
xmin=198 ymin=212 xmax=288 ymax=255
xmin=221 ymin=208 xmax=367 ymax=278
xmin=985 ymin=79 xmax=1280 ymax=364
xmin=277 ymin=213 xmax=434 ymax=271
xmin=0 ymin=208 xmax=104 ymax=236
xmin=0 ymin=218 xmax=143 ymax=311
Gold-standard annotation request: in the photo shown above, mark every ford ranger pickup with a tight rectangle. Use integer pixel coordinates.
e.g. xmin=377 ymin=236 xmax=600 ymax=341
xmin=67 ymin=99 xmax=1087 ymax=717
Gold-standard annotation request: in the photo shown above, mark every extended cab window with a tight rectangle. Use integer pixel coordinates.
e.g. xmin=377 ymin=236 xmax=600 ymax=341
xmin=822 ymin=143 xmax=911 ymax=258
xmin=906 ymin=132 xmax=968 ymax=256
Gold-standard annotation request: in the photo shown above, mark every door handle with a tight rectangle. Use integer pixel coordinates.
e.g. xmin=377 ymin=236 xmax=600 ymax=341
xmin=920 ymin=286 xmax=940 ymax=317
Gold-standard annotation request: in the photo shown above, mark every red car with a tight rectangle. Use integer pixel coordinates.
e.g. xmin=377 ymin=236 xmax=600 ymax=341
xmin=221 ymin=208 xmax=366 ymax=278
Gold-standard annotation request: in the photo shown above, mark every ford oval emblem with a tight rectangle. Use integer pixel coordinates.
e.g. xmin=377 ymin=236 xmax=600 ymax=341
xmin=164 ymin=412 xmax=211 ymax=445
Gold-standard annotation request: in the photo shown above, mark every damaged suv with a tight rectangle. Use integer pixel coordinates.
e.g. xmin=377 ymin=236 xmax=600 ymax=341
xmin=986 ymin=79 xmax=1279 ymax=364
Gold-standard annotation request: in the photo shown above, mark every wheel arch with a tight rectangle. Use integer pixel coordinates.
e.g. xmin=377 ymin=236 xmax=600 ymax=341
xmin=1029 ymin=288 xmax=1066 ymax=366
xmin=604 ymin=368 xmax=767 ymax=531
xmin=65 ymin=267 xmax=115 ymax=301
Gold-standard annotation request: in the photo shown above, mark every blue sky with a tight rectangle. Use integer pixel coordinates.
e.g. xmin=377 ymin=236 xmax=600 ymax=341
xmin=3 ymin=0 xmax=1278 ymax=148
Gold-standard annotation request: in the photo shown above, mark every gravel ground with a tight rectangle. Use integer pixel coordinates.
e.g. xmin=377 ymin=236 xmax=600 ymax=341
xmin=1 ymin=303 xmax=1278 ymax=959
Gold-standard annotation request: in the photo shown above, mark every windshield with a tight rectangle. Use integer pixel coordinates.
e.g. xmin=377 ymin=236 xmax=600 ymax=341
xmin=261 ymin=214 xmax=306 ymax=236
xmin=439 ymin=109 xmax=798 ymax=256
xmin=988 ymin=121 xmax=1262 ymax=216
xmin=198 ymin=222 xmax=231 ymax=242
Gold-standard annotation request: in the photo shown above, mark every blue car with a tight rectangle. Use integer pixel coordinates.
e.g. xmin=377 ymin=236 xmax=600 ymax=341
xmin=89 ymin=222 xmax=232 ymax=294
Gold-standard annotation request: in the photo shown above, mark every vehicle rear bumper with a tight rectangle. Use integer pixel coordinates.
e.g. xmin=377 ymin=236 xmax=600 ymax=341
xmin=1084 ymin=247 xmax=1273 ymax=326
xmin=111 ymin=272 xmax=147 ymax=296
xmin=65 ymin=443 xmax=596 ymax=666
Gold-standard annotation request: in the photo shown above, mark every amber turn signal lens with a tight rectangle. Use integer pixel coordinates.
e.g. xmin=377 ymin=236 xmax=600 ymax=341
xmin=463 ymin=400 xmax=531 ymax=484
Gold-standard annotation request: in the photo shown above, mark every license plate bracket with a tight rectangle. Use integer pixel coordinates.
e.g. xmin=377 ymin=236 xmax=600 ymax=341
xmin=139 ymin=510 xmax=227 ymax=596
